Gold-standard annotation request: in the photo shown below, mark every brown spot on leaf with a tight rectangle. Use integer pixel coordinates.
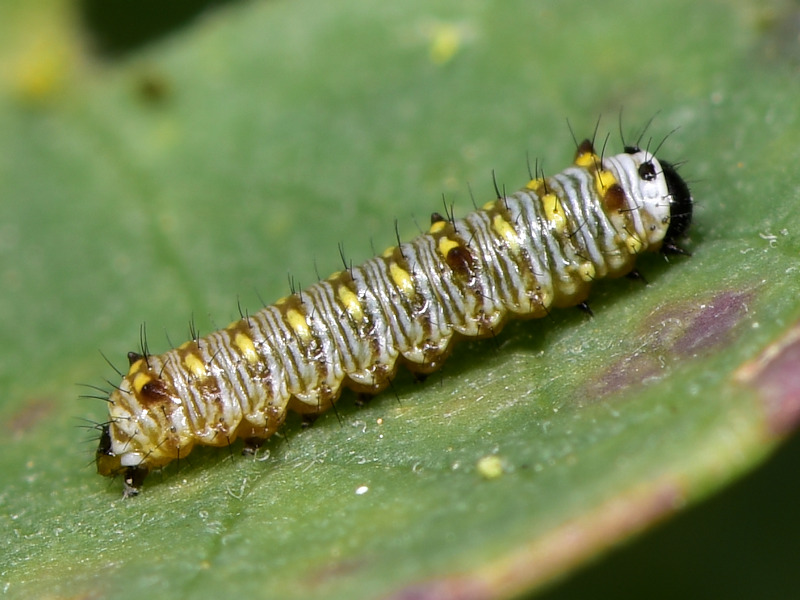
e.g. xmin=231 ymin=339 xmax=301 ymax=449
xmin=735 ymin=319 xmax=800 ymax=437
xmin=385 ymin=481 xmax=681 ymax=600
xmin=666 ymin=290 xmax=751 ymax=358
xmin=6 ymin=398 xmax=55 ymax=438
xmin=308 ymin=557 xmax=369 ymax=587
xmin=587 ymin=289 xmax=753 ymax=399
xmin=385 ymin=578 xmax=492 ymax=600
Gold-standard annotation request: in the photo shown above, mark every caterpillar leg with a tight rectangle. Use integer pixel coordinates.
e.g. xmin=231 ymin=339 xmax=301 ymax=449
xmin=122 ymin=466 xmax=148 ymax=498
xmin=241 ymin=437 xmax=267 ymax=456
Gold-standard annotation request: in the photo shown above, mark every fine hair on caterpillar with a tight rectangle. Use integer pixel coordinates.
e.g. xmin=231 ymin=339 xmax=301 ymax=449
xmin=93 ymin=121 xmax=693 ymax=497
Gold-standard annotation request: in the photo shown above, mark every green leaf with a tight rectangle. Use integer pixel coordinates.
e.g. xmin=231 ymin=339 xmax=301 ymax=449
xmin=2 ymin=0 xmax=799 ymax=598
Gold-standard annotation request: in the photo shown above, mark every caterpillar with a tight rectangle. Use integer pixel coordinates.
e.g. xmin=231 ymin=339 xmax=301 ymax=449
xmin=95 ymin=132 xmax=693 ymax=497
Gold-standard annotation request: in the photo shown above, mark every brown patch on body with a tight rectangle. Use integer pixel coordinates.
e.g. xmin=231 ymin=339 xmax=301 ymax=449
xmin=446 ymin=245 xmax=475 ymax=279
xmin=603 ymin=183 xmax=626 ymax=212
xmin=140 ymin=378 xmax=171 ymax=403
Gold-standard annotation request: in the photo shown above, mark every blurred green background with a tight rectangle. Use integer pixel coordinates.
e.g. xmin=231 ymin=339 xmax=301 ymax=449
xmin=1 ymin=0 xmax=799 ymax=598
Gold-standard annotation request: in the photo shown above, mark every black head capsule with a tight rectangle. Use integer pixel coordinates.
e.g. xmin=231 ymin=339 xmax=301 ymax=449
xmin=659 ymin=159 xmax=693 ymax=252
xmin=96 ymin=424 xmax=112 ymax=459
xmin=95 ymin=424 xmax=119 ymax=476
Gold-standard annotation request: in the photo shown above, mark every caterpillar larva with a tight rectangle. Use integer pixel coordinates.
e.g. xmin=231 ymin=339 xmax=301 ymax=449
xmin=95 ymin=133 xmax=692 ymax=496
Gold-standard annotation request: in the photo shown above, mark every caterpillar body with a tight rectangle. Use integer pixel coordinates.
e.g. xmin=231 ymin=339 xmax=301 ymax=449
xmin=96 ymin=136 xmax=693 ymax=497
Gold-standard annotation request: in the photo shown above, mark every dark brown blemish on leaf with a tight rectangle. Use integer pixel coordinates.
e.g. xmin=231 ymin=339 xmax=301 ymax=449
xmin=6 ymin=398 xmax=55 ymax=438
xmin=384 ymin=481 xmax=681 ymax=600
xmin=135 ymin=70 xmax=170 ymax=103
xmin=735 ymin=319 xmax=800 ymax=437
xmin=666 ymin=290 xmax=752 ymax=357
xmin=586 ymin=289 xmax=753 ymax=399
xmin=384 ymin=578 xmax=492 ymax=600
xmin=307 ymin=557 xmax=370 ymax=589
